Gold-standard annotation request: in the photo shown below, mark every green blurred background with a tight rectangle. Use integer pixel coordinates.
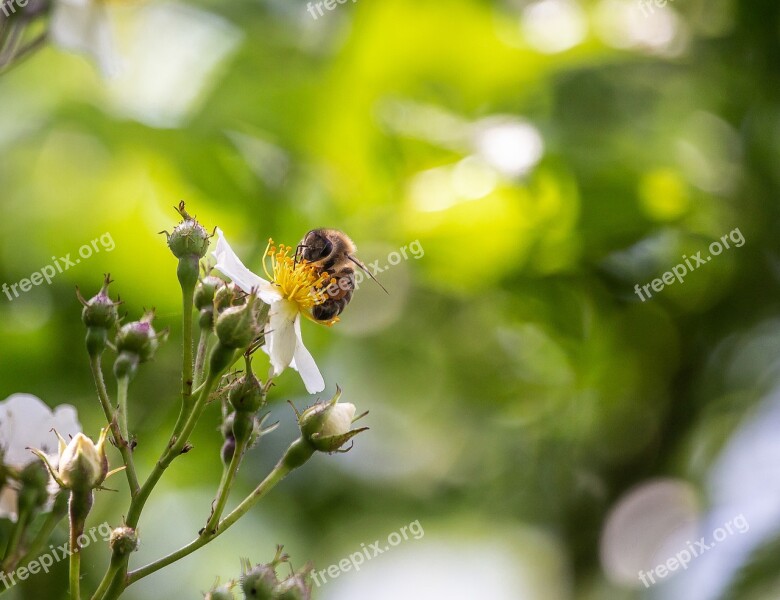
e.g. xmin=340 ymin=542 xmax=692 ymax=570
xmin=1 ymin=0 xmax=780 ymax=598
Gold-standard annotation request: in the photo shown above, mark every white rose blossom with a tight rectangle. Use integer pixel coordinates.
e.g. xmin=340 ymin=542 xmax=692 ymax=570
xmin=212 ymin=228 xmax=332 ymax=394
xmin=49 ymin=0 xmax=121 ymax=77
xmin=0 ymin=394 xmax=81 ymax=521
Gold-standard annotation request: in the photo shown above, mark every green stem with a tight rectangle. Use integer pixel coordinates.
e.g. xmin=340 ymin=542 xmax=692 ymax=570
xmin=96 ymin=368 xmax=228 ymax=600
xmin=3 ymin=507 xmax=30 ymax=565
xmin=69 ymin=490 xmax=93 ymax=600
xmin=204 ymin=435 xmax=248 ymax=535
xmin=128 ymin=449 xmax=301 ymax=585
xmin=70 ymin=548 xmax=81 ymax=600
xmin=181 ymin=282 xmax=195 ymax=404
xmin=89 ymin=555 xmax=123 ymax=600
xmin=125 ymin=370 xmax=221 ymax=529
xmin=193 ymin=326 xmax=209 ymax=388
xmin=89 ymin=356 xmax=139 ymax=497
xmin=163 ymin=283 xmax=197 ymax=459
xmin=117 ymin=376 xmax=130 ymax=447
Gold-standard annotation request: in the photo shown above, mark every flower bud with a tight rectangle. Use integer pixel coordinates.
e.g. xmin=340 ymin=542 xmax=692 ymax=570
xmin=240 ymin=558 xmax=280 ymax=600
xmin=80 ymin=275 xmax=119 ymax=329
xmin=78 ymin=274 xmax=120 ymax=356
xmin=113 ymin=351 xmax=140 ymax=380
xmin=221 ymin=436 xmax=236 ymax=466
xmin=196 ymin=276 xmax=226 ymax=330
xmin=167 ymin=202 xmax=210 ymax=260
xmin=273 ymin=574 xmax=312 ymax=600
xmin=167 ymin=202 xmax=210 ymax=291
xmin=195 ymin=276 xmax=225 ymax=311
xmin=228 ymin=358 xmax=265 ymax=414
xmin=114 ymin=312 xmax=166 ymax=379
xmin=298 ymin=387 xmax=368 ymax=453
xmin=213 ymin=282 xmax=247 ymax=313
xmin=205 ymin=582 xmax=236 ymax=600
xmin=215 ymin=294 xmax=267 ymax=350
xmin=109 ymin=526 xmax=139 ymax=557
xmin=59 ymin=431 xmax=109 ymax=491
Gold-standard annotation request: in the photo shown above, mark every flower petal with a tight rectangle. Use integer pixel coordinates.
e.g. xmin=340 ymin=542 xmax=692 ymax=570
xmin=212 ymin=228 xmax=279 ymax=303
xmin=266 ymin=300 xmax=298 ymax=376
xmin=50 ymin=1 xmax=121 ymax=77
xmin=0 ymin=394 xmax=81 ymax=468
xmin=291 ymin=317 xmax=325 ymax=394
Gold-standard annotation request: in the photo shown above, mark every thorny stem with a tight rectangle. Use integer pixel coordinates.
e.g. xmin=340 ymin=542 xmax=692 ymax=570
xmin=116 ymin=377 xmax=131 ymax=456
xmin=89 ymin=356 xmax=139 ymax=497
xmin=193 ymin=326 xmax=210 ymax=389
xmin=204 ymin=434 xmax=248 ymax=535
xmin=127 ymin=449 xmax=303 ymax=585
xmin=96 ymin=368 xmax=227 ymax=600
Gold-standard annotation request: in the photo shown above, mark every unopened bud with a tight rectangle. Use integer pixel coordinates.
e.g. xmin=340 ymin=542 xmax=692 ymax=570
xmin=205 ymin=582 xmax=236 ymax=600
xmin=240 ymin=562 xmax=279 ymax=600
xmin=273 ymin=574 xmax=312 ymax=600
xmin=298 ymin=387 xmax=368 ymax=453
xmin=195 ymin=276 xmax=225 ymax=311
xmin=215 ymin=294 xmax=267 ymax=350
xmin=78 ymin=274 xmax=120 ymax=356
xmin=114 ymin=311 xmax=165 ymax=374
xmin=221 ymin=436 xmax=236 ymax=466
xmin=229 ymin=358 xmax=265 ymax=414
xmin=109 ymin=526 xmax=139 ymax=557
xmin=167 ymin=202 xmax=210 ymax=260
xmin=57 ymin=430 xmax=109 ymax=491
xmin=213 ymin=282 xmax=246 ymax=314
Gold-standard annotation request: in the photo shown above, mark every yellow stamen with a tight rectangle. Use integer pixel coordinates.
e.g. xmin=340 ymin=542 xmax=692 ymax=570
xmin=263 ymin=239 xmax=332 ymax=318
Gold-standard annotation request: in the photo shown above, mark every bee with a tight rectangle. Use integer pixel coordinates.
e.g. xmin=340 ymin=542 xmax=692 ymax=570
xmin=297 ymin=228 xmax=388 ymax=322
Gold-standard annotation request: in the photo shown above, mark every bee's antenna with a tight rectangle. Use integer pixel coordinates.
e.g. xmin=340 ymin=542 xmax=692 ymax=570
xmin=347 ymin=255 xmax=389 ymax=294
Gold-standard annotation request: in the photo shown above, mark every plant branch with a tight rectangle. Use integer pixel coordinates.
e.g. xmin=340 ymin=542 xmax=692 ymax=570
xmin=89 ymin=356 xmax=139 ymax=497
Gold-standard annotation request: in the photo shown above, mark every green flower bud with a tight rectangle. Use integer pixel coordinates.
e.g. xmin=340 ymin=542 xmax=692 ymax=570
xmin=240 ymin=562 xmax=279 ymax=600
xmin=213 ymin=282 xmax=246 ymax=314
xmin=209 ymin=341 xmax=238 ymax=375
xmin=221 ymin=411 xmax=236 ymax=440
xmin=221 ymin=436 xmax=236 ymax=466
xmin=205 ymin=582 xmax=236 ymax=600
xmin=167 ymin=202 xmax=210 ymax=260
xmin=115 ymin=311 xmax=165 ymax=364
xmin=80 ymin=275 xmax=119 ymax=329
xmin=298 ymin=387 xmax=368 ymax=453
xmin=109 ymin=526 xmax=139 ymax=557
xmin=195 ymin=276 xmax=225 ymax=311
xmin=113 ymin=350 xmax=140 ymax=380
xmin=215 ymin=294 xmax=267 ymax=350
xmin=228 ymin=358 xmax=265 ymax=414
xmin=273 ymin=574 xmax=311 ymax=600
xmin=78 ymin=274 xmax=120 ymax=356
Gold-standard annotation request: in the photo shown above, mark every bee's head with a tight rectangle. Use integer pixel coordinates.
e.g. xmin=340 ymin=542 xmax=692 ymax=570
xmin=301 ymin=229 xmax=333 ymax=261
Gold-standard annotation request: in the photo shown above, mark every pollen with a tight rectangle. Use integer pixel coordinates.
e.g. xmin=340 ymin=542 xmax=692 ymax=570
xmin=263 ymin=239 xmax=331 ymax=312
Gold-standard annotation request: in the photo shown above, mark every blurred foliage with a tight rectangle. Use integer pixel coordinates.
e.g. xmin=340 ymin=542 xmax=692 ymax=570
xmin=1 ymin=0 xmax=780 ymax=598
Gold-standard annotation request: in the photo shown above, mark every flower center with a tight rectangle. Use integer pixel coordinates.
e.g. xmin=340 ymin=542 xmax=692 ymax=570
xmin=263 ymin=240 xmax=332 ymax=312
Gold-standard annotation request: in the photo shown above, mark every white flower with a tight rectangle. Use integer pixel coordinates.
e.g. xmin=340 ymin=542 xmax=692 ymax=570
xmin=0 ymin=394 xmax=81 ymax=521
xmin=298 ymin=387 xmax=368 ymax=453
xmin=50 ymin=0 xmax=121 ymax=77
xmin=212 ymin=228 xmax=328 ymax=394
xmin=319 ymin=402 xmax=357 ymax=438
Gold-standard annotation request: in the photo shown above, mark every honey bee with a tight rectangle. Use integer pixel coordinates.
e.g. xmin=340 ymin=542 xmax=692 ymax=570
xmin=297 ymin=228 xmax=387 ymax=322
